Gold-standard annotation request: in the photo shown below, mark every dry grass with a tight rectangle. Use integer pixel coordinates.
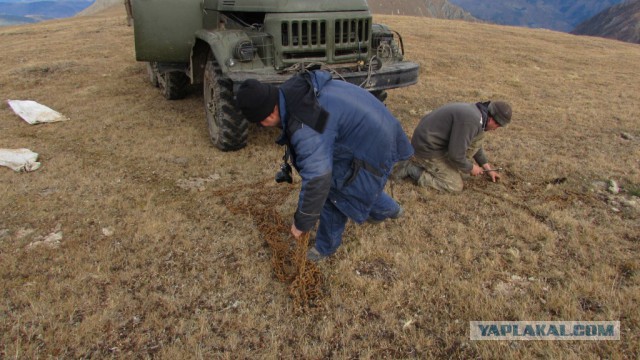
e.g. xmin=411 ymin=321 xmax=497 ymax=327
xmin=1 ymin=5 xmax=639 ymax=359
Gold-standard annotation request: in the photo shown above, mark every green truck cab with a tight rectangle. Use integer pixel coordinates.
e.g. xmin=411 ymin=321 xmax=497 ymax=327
xmin=130 ymin=0 xmax=419 ymax=151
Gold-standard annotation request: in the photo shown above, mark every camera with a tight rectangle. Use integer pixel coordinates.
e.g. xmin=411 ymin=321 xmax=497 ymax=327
xmin=275 ymin=162 xmax=293 ymax=183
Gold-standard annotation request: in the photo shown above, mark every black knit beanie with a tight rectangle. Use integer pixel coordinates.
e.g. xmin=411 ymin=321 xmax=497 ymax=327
xmin=235 ymin=79 xmax=279 ymax=123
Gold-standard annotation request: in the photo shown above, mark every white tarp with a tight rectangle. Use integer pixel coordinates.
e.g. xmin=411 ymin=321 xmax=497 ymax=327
xmin=7 ymin=99 xmax=69 ymax=124
xmin=0 ymin=148 xmax=41 ymax=172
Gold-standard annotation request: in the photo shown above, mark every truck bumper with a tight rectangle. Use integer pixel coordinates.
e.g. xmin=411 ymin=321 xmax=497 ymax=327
xmin=228 ymin=61 xmax=419 ymax=92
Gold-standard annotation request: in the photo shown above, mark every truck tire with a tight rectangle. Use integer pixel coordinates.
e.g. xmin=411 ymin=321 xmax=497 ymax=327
xmin=146 ymin=62 xmax=159 ymax=87
xmin=158 ymin=70 xmax=189 ymax=100
xmin=371 ymin=90 xmax=388 ymax=103
xmin=204 ymin=54 xmax=248 ymax=151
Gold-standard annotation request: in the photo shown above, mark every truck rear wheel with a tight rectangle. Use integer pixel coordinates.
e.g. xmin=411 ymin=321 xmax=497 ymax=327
xmin=204 ymin=54 xmax=248 ymax=151
xmin=158 ymin=70 xmax=189 ymax=100
xmin=146 ymin=62 xmax=159 ymax=87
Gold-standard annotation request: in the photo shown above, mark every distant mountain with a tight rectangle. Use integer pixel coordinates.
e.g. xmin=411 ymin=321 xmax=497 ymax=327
xmin=368 ymin=0 xmax=477 ymax=21
xmin=0 ymin=0 xmax=93 ymax=26
xmin=0 ymin=13 xmax=37 ymax=26
xmin=448 ymin=0 xmax=624 ymax=32
xmin=572 ymin=0 xmax=640 ymax=44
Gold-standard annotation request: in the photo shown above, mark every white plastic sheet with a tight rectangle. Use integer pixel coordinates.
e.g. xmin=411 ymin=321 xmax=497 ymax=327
xmin=0 ymin=148 xmax=41 ymax=172
xmin=7 ymin=99 xmax=69 ymax=124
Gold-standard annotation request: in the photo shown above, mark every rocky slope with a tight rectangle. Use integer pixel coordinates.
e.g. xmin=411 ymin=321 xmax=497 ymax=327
xmin=571 ymin=0 xmax=640 ymax=44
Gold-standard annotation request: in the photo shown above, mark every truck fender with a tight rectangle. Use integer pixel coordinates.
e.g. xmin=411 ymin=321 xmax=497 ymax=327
xmin=190 ymin=30 xmax=253 ymax=85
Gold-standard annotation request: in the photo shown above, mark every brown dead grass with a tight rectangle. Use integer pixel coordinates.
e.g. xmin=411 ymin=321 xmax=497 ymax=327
xmin=1 ymin=5 xmax=639 ymax=359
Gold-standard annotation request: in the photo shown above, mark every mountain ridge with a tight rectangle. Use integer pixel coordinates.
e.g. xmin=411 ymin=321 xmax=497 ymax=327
xmin=367 ymin=0 xmax=477 ymax=21
xmin=448 ymin=0 xmax=624 ymax=31
xmin=571 ymin=0 xmax=640 ymax=44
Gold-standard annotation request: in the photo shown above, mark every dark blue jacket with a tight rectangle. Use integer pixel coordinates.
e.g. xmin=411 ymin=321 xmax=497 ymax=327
xmin=276 ymin=70 xmax=413 ymax=231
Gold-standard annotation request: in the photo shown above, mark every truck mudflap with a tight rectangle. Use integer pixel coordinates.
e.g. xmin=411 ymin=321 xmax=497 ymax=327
xmin=227 ymin=61 xmax=420 ymax=92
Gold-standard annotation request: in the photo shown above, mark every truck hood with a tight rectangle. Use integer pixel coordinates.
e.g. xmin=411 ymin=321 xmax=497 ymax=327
xmin=206 ymin=0 xmax=369 ymax=13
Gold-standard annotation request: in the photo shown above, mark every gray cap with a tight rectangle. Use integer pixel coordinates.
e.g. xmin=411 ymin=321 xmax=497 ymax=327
xmin=488 ymin=101 xmax=512 ymax=126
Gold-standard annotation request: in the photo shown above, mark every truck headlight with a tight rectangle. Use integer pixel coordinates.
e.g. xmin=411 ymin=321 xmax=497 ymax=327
xmin=234 ymin=40 xmax=255 ymax=62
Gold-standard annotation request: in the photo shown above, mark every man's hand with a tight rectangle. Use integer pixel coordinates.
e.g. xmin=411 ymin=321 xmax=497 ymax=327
xmin=471 ymin=164 xmax=484 ymax=176
xmin=290 ymin=223 xmax=304 ymax=239
xmin=482 ymin=164 xmax=502 ymax=182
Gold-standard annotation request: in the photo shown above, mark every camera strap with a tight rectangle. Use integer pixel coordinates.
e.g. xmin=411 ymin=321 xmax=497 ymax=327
xmin=274 ymin=145 xmax=294 ymax=184
xmin=282 ymin=145 xmax=291 ymax=165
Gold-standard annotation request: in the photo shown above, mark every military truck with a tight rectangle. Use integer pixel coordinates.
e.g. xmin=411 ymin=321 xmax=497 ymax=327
xmin=130 ymin=0 xmax=419 ymax=151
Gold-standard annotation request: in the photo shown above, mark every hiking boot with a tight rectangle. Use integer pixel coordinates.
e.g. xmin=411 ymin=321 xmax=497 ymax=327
xmin=307 ymin=247 xmax=327 ymax=262
xmin=406 ymin=164 xmax=424 ymax=182
xmin=391 ymin=161 xmax=411 ymax=180
xmin=392 ymin=206 xmax=404 ymax=219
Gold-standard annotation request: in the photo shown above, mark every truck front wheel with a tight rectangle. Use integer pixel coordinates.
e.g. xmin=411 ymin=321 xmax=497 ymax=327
xmin=371 ymin=90 xmax=388 ymax=103
xmin=204 ymin=54 xmax=248 ymax=151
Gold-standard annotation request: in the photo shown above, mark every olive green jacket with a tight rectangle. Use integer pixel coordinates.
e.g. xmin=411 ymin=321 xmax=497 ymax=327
xmin=411 ymin=102 xmax=489 ymax=173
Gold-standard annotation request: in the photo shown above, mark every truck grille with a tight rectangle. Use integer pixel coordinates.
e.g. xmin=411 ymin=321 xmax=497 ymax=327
xmin=281 ymin=20 xmax=327 ymax=47
xmin=280 ymin=17 xmax=370 ymax=63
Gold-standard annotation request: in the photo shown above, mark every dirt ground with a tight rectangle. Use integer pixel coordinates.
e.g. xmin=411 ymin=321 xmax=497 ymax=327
xmin=1 ymin=5 xmax=639 ymax=359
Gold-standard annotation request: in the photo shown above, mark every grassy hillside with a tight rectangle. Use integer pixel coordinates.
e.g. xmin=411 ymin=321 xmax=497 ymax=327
xmin=1 ymin=5 xmax=639 ymax=358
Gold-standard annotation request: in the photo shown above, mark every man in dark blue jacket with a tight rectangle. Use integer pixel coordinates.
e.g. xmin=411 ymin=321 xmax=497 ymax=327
xmin=236 ymin=70 xmax=413 ymax=261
